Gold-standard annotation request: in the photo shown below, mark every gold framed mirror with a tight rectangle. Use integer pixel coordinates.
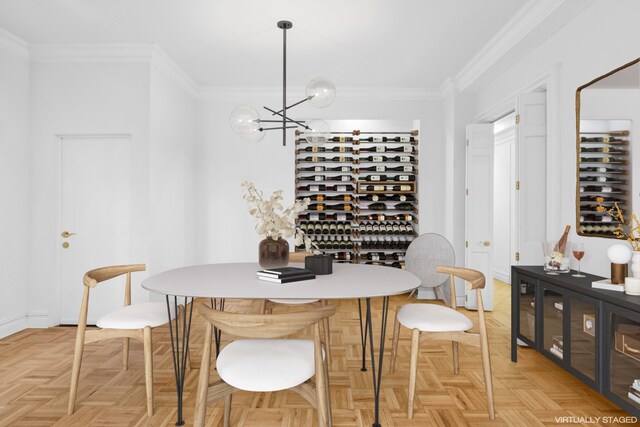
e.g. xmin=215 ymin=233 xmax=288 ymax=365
xmin=575 ymin=57 xmax=639 ymax=238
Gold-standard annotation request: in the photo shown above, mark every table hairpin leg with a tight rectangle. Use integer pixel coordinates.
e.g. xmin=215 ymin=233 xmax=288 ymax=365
xmin=358 ymin=298 xmax=370 ymax=371
xmin=166 ymin=295 xmax=194 ymax=426
xmin=209 ymin=298 xmax=225 ymax=357
xmin=365 ymin=296 xmax=390 ymax=427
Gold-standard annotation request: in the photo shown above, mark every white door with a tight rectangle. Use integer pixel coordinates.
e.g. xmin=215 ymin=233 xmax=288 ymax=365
xmin=493 ymin=121 xmax=516 ymax=284
xmin=465 ymin=124 xmax=494 ymax=310
xmin=59 ymin=136 xmax=132 ymax=324
xmin=516 ymin=93 xmax=547 ymax=266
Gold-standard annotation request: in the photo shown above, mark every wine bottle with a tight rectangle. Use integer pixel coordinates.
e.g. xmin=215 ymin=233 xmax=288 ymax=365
xmin=314 ymin=223 xmax=323 ymax=235
xmin=328 ymin=212 xmax=354 ymax=221
xmin=309 ymin=194 xmax=325 ymax=202
xmin=328 ymin=136 xmax=353 ymax=142
xmin=384 ymin=136 xmax=415 ymax=142
xmin=329 ymin=223 xmax=337 ymax=234
xmin=302 ymin=146 xmax=326 ymax=152
xmin=360 ymin=165 xmax=388 ymax=172
xmin=386 ymin=165 xmax=414 ymax=172
xmin=365 ymin=155 xmax=385 ymax=162
xmin=330 ymin=156 xmax=350 ymax=163
xmin=308 ymin=203 xmax=325 ymax=211
xmin=362 ymin=174 xmax=387 ymax=182
xmin=297 ymin=184 xmax=326 ymax=192
xmin=392 ymin=155 xmax=415 ymax=163
xmin=394 ymin=214 xmax=412 ymax=221
xmin=360 ymin=146 xmax=388 ymax=153
xmin=360 ymin=194 xmax=387 ymax=202
xmin=359 ymin=137 xmax=384 ymax=142
xmin=391 ymin=174 xmax=416 ymax=182
xmin=325 ymin=203 xmax=353 ymax=211
xmin=365 ymin=185 xmax=386 ymax=191
xmin=394 ymin=202 xmax=414 ymax=211
xmin=326 ymin=175 xmax=353 ymax=182
xmin=302 ymin=156 xmax=326 ymax=162
xmin=326 ymin=184 xmax=355 ymax=192
xmin=368 ymin=203 xmax=387 ymax=211
xmin=298 ymin=175 xmax=325 ymax=182
xmin=326 ymin=165 xmax=353 ymax=172
xmin=331 ymin=146 xmax=353 ymax=153
xmin=391 ymin=185 xmax=412 ymax=191
xmin=337 ymin=222 xmax=345 ymax=234
xmin=298 ymin=165 xmax=326 ymax=172
xmin=384 ymin=146 xmax=415 ymax=153
xmin=389 ymin=194 xmax=415 ymax=202
xmin=550 ymin=225 xmax=571 ymax=268
xmin=299 ymin=212 xmax=326 ymax=221
xmin=320 ymin=194 xmax=350 ymax=202
xmin=333 ymin=252 xmax=351 ymax=261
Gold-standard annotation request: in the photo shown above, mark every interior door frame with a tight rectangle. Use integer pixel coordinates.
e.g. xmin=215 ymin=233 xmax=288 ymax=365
xmin=53 ymin=133 xmax=133 ymax=325
xmin=473 ymin=64 xmax=561 ymax=273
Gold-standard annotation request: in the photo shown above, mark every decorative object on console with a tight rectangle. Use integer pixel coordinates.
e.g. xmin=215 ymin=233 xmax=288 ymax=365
xmin=606 ymin=203 xmax=640 ymax=281
xmin=304 ymin=254 xmax=333 ymax=275
xmin=241 ymin=181 xmax=317 ymax=268
xmin=229 ymin=21 xmax=336 ymax=146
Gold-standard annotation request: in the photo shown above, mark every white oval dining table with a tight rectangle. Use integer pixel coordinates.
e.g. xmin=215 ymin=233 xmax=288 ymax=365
xmin=142 ymin=262 xmax=420 ymax=426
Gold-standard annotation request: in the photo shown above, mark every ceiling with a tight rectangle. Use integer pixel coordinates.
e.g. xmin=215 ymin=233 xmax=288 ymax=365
xmin=0 ymin=0 xmax=532 ymax=88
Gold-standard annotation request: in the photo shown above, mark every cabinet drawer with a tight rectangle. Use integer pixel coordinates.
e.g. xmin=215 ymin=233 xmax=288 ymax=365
xmin=615 ymin=330 xmax=640 ymax=362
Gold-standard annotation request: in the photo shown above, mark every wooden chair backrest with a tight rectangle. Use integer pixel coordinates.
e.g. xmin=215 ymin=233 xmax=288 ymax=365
xmin=435 ymin=265 xmax=486 ymax=312
xmin=83 ymin=264 xmax=146 ymax=288
xmin=196 ymin=302 xmax=335 ymax=339
xmin=289 ymin=252 xmax=312 ymax=263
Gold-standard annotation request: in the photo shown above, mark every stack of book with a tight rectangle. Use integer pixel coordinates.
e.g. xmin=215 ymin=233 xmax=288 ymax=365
xmin=629 ymin=379 xmax=640 ymax=404
xmin=256 ymin=267 xmax=316 ymax=283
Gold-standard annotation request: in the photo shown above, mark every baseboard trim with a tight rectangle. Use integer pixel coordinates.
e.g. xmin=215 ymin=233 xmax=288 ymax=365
xmin=493 ymin=270 xmax=511 ymax=284
xmin=0 ymin=313 xmax=28 ymax=339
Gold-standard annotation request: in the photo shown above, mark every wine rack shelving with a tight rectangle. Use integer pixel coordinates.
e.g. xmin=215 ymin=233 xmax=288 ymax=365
xmin=295 ymin=129 xmax=419 ymax=269
xmin=578 ymin=123 xmax=631 ymax=238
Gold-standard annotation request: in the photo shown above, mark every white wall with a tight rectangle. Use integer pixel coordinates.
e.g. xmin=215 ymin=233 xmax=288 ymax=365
xmin=473 ymin=0 xmax=640 ymax=277
xmin=149 ymin=65 xmax=198 ymax=278
xmin=28 ymin=61 xmax=151 ymax=327
xmin=197 ymin=91 xmax=444 ymax=264
xmin=0 ymin=45 xmax=30 ymax=337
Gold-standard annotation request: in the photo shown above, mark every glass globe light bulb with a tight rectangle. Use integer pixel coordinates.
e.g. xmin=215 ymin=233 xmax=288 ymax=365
xmin=229 ymin=105 xmax=261 ymax=135
xmin=607 ymin=243 xmax=632 ymax=264
xmin=306 ymin=77 xmax=336 ymax=108
xmin=304 ymin=119 xmax=331 ymax=146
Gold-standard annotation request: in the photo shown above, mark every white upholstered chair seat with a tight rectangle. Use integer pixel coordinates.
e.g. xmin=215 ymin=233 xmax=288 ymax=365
xmin=96 ymin=302 xmax=175 ymax=329
xmin=217 ymin=339 xmax=318 ymax=392
xmin=397 ymin=303 xmax=473 ymax=332
xmin=268 ymin=298 xmax=320 ymax=305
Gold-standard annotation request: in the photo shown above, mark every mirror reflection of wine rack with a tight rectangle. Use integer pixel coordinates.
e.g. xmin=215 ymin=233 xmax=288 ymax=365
xmin=578 ymin=120 xmax=631 ymax=237
xmin=295 ymin=129 xmax=419 ymax=269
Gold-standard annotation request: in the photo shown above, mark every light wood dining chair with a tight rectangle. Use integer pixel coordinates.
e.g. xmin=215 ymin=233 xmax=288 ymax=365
xmin=193 ymin=302 xmax=335 ymax=427
xmin=389 ymin=266 xmax=495 ymax=420
xmin=67 ymin=264 xmax=184 ymax=417
xmin=405 ymin=233 xmax=455 ymax=303
xmin=261 ymin=252 xmax=332 ymax=361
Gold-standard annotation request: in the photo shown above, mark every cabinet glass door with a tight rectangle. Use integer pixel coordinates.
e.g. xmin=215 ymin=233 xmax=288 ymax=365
xmin=610 ymin=312 xmax=640 ymax=410
xmin=542 ymin=287 xmax=564 ymax=360
xmin=518 ymin=277 xmax=536 ymax=343
xmin=570 ymin=298 xmax=597 ymax=381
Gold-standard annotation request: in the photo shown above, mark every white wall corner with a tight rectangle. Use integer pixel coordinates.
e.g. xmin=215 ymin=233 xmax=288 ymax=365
xmin=151 ymin=45 xmax=199 ymax=98
xmin=0 ymin=26 xmax=29 ymax=59
xmin=440 ymin=77 xmax=457 ymax=100
xmin=29 ymin=43 xmax=154 ymax=63
xmin=455 ymin=0 xmax=566 ymax=92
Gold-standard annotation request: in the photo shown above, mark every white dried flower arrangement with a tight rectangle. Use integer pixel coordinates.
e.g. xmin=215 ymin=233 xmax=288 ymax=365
xmin=241 ymin=181 xmax=318 ymax=253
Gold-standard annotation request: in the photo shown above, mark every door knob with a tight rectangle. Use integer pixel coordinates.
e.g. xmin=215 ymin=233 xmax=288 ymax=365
xmin=62 ymin=242 xmax=70 ymax=249
xmin=483 ymin=241 xmax=491 ymax=247
xmin=61 ymin=231 xmax=76 ymax=238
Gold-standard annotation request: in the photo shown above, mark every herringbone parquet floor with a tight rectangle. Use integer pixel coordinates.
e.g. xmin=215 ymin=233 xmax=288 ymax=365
xmin=0 ymin=282 xmax=632 ymax=426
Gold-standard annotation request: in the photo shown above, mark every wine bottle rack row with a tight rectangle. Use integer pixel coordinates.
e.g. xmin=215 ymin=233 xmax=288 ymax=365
xmin=578 ymin=125 xmax=631 ymax=238
xmin=294 ymin=129 xmax=420 ymax=270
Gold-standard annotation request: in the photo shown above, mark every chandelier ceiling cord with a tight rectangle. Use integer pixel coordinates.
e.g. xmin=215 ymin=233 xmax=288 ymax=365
xmin=229 ymin=20 xmax=336 ymax=146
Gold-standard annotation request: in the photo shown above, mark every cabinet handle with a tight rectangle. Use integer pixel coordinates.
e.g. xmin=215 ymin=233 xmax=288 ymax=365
xmin=624 ymin=342 xmax=640 ymax=354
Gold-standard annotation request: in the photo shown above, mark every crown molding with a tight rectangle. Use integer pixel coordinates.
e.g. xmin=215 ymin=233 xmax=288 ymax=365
xmin=198 ymin=86 xmax=441 ymax=101
xmin=0 ymin=27 xmax=28 ymax=59
xmin=439 ymin=78 xmax=457 ymax=99
xmin=29 ymin=43 xmax=154 ymax=62
xmin=151 ymin=46 xmax=198 ymax=98
xmin=455 ymin=0 xmax=566 ymax=92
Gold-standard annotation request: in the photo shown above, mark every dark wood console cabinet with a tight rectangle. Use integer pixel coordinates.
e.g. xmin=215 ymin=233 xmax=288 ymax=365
xmin=512 ymin=266 xmax=640 ymax=417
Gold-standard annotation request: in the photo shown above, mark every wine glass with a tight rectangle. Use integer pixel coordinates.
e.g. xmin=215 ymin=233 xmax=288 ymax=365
xmin=572 ymin=243 xmax=586 ymax=277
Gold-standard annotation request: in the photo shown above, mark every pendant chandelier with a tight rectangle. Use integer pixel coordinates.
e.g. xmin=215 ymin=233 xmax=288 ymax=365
xmin=229 ymin=20 xmax=336 ymax=146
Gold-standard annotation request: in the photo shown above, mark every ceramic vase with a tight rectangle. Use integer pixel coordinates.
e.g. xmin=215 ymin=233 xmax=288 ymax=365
xmin=258 ymin=237 xmax=289 ymax=269
xmin=631 ymin=251 xmax=640 ymax=279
